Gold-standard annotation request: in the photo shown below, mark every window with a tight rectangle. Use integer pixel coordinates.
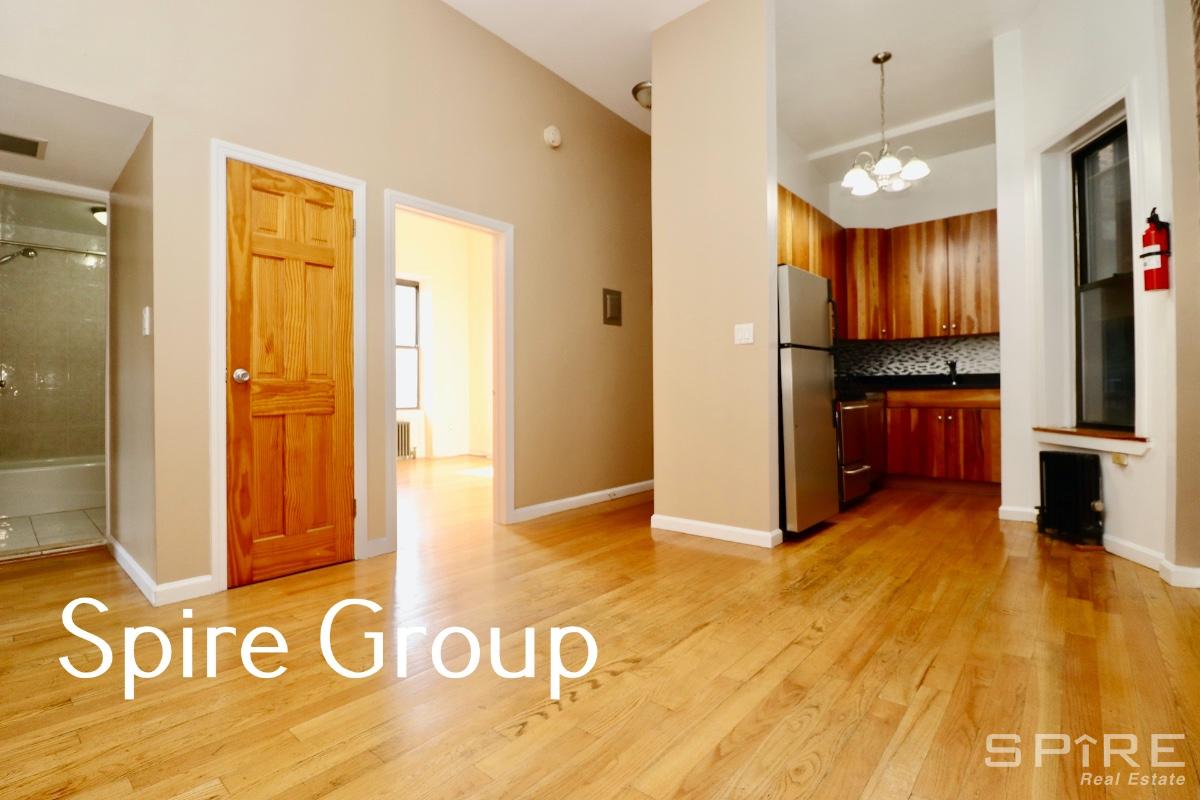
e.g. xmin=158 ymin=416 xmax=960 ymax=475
xmin=395 ymin=280 xmax=419 ymax=409
xmin=1073 ymin=122 xmax=1135 ymax=430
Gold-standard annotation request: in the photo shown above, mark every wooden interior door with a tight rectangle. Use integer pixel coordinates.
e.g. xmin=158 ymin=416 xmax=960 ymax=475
xmin=947 ymin=210 xmax=999 ymax=335
xmin=226 ymin=159 xmax=355 ymax=587
xmin=888 ymin=219 xmax=948 ymax=338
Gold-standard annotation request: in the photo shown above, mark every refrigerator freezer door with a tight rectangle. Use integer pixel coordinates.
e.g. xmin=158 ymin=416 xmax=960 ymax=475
xmin=778 ymin=265 xmax=833 ymax=348
xmin=780 ymin=347 xmax=840 ymax=533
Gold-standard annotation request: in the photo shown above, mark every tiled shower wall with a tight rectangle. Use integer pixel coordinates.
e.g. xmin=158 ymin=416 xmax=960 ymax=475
xmin=0 ymin=224 xmax=106 ymax=462
xmin=835 ymin=334 xmax=1001 ymax=376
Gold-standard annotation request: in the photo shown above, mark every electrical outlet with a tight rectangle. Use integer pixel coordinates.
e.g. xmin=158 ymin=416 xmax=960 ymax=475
xmin=734 ymin=323 xmax=754 ymax=345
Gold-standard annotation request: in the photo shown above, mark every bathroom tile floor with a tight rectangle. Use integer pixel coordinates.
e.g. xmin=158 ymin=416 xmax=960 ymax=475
xmin=0 ymin=507 xmax=105 ymax=561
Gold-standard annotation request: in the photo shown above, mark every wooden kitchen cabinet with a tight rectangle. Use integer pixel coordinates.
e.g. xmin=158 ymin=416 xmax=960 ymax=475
xmin=947 ymin=210 xmax=999 ymax=335
xmin=843 ymin=228 xmax=890 ymax=340
xmin=886 ymin=407 xmax=945 ymax=477
xmin=888 ymin=219 xmax=949 ymax=338
xmin=885 ymin=389 xmax=1000 ymax=482
xmin=777 ymin=184 xmax=844 ymax=323
xmin=945 ymin=407 xmax=1002 ymax=482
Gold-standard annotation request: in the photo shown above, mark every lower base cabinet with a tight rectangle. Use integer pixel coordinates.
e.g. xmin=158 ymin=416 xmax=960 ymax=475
xmin=885 ymin=393 xmax=1000 ymax=483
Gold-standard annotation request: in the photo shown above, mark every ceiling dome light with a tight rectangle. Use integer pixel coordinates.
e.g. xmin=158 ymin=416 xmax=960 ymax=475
xmin=91 ymin=207 xmax=108 ymax=226
xmin=632 ymin=81 xmax=652 ymax=110
xmin=840 ymin=52 xmax=928 ymax=197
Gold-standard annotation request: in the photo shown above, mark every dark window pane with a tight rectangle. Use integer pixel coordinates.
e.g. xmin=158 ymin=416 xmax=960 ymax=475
xmin=395 ymin=284 xmax=417 ymax=347
xmin=1078 ymin=280 xmax=1134 ymax=428
xmin=1078 ymin=127 xmax=1132 ymax=283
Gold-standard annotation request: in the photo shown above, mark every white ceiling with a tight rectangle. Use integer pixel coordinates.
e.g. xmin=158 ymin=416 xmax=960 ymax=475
xmin=441 ymin=0 xmax=709 ymax=132
xmin=0 ymin=184 xmax=106 ymax=236
xmin=0 ymin=75 xmax=150 ymax=191
xmin=445 ymin=0 xmax=1039 ymax=153
xmin=777 ymin=0 xmax=1039 ymax=157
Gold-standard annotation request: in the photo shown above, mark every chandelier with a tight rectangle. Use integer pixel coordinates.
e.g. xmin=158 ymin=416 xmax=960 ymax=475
xmin=841 ymin=52 xmax=930 ymax=196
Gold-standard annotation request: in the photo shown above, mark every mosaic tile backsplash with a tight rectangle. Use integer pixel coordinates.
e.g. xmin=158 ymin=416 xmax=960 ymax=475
xmin=835 ymin=334 xmax=1000 ymax=376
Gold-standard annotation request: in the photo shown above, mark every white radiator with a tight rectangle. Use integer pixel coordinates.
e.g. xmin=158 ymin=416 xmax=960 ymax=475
xmin=397 ymin=420 xmax=415 ymax=459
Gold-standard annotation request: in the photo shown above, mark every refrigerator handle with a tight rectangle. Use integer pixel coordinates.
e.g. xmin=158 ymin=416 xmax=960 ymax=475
xmin=828 ymin=351 xmax=837 ymax=428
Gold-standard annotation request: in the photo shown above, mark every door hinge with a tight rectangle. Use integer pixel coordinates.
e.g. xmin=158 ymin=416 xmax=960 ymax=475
xmin=353 ymin=498 xmax=357 ymax=518
xmin=352 ymin=218 xmax=357 ymax=238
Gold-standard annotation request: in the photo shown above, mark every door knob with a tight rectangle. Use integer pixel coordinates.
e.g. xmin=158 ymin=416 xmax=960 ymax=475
xmin=232 ymin=368 xmax=251 ymax=384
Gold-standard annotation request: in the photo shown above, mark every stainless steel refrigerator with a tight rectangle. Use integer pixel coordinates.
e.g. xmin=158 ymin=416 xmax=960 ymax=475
xmin=777 ymin=265 xmax=840 ymax=533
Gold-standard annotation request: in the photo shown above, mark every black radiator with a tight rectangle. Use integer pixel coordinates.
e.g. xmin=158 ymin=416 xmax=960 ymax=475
xmin=1036 ymin=452 xmax=1104 ymax=545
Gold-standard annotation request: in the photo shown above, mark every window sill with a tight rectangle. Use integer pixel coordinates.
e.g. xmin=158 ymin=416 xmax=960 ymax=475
xmin=1033 ymin=426 xmax=1150 ymax=456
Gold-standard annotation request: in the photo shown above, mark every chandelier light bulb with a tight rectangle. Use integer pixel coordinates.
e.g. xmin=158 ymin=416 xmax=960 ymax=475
xmin=873 ymin=152 xmax=902 ymax=177
xmin=842 ymin=165 xmax=871 ymax=188
xmin=851 ymin=180 xmax=879 ymax=197
xmin=900 ymin=156 xmax=930 ymax=181
xmin=882 ymin=178 xmax=910 ymax=193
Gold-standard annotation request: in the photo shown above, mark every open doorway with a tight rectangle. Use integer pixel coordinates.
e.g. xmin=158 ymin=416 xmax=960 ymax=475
xmin=0 ymin=184 xmax=108 ymax=560
xmin=385 ymin=192 xmax=513 ymax=544
xmin=392 ymin=205 xmax=496 ymax=528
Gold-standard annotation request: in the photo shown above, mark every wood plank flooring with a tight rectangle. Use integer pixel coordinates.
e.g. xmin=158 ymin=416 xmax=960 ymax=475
xmin=1 ymin=456 xmax=1198 ymax=799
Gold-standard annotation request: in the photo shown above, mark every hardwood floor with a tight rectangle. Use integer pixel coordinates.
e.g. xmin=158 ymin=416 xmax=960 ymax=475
xmin=1 ymin=456 xmax=1198 ymax=799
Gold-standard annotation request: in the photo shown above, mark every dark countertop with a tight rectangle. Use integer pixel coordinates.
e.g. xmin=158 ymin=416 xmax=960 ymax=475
xmin=836 ymin=373 xmax=1000 ymax=399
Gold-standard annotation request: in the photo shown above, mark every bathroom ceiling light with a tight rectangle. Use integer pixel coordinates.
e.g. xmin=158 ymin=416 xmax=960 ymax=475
xmin=632 ymin=81 xmax=652 ymax=110
xmin=841 ymin=52 xmax=931 ymax=197
xmin=91 ymin=207 xmax=107 ymax=226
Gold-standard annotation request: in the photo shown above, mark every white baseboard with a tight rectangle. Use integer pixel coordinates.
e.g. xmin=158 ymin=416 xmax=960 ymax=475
xmin=650 ymin=514 xmax=783 ymax=549
xmin=508 ymin=479 xmax=654 ymax=524
xmin=109 ymin=539 xmax=222 ymax=607
xmin=1103 ymin=534 xmax=1164 ymax=572
xmin=998 ymin=505 xmax=1038 ymax=522
xmin=1159 ymin=560 xmax=1200 ymax=588
xmin=357 ymin=536 xmax=396 ymax=560
xmin=109 ymin=539 xmax=156 ymax=605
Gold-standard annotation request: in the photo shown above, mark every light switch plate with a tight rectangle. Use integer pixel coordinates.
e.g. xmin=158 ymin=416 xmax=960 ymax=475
xmin=142 ymin=306 xmax=152 ymax=336
xmin=734 ymin=323 xmax=754 ymax=345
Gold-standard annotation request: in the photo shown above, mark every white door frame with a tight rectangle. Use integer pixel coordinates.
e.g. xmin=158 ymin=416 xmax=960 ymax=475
xmin=209 ymin=140 xmax=369 ymax=591
xmin=384 ymin=189 xmax=516 ymax=537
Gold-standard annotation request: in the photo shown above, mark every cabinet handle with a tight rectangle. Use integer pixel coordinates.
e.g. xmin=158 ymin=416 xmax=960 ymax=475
xmin=941 ymin=324 xmax=948 ymax=331
xmin=937 ymin=415 xmax=943 ymax=421
xmin=951 ymin=323 xmax=958 ymax=330
xmin=947 ymin=415 xmax=954 ymax=421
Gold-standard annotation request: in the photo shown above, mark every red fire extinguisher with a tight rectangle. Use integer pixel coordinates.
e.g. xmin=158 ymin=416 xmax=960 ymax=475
xmin=1141 ymin=208 xmax=1170 ymax=291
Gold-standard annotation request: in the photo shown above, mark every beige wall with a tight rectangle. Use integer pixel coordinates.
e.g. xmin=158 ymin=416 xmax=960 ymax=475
xmin=651 ymin=0 xmax=779 ymax=533
xmin=394 ymin=208 xmax=493 ymax=459
xmin=0 ymin=0 xmax=652 ymax=583
xmin=108 ymin=125 xmax=156 ymax=576
xmin=1169 ymin=0 xmax=1200 ymax=567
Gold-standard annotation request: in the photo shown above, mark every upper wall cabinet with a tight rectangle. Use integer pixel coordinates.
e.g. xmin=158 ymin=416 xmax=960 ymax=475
xmin=947 ymin=210 xmax=999 ymax=335
xmin=777 ymin=185 xmax=844 ymax=328
xmin=840 ymin=209 xmax=999 ymax=341
xmin=888 ymin=219 xmax=949 ymax=339
xmin=843 ymin=228 xmax=890 ymax=340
